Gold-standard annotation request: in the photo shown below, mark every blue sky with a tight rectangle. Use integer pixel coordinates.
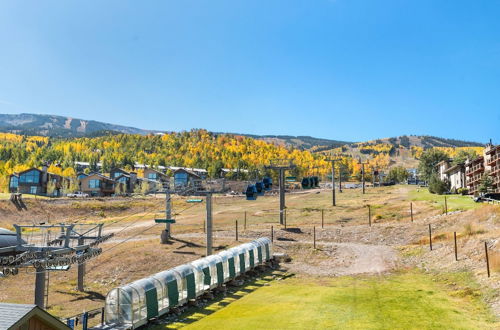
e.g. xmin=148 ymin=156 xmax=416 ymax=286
xmin=0 ymin=1 xmax=499 ymax=143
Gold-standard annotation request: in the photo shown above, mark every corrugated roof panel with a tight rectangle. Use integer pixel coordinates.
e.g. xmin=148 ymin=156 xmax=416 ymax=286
xmin=0 ymin=235 xmax=19 ymax=249
xmin=0 ymin=303 xmax=34 ymax=330
xmin=0 ymin=228 xmax=15 ymax=235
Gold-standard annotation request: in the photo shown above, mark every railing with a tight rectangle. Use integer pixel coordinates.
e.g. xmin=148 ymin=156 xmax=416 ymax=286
xmin=64 ymin=307 xmax=104 ymax=329
xmin=487 ymin=153 xmax=499 ymax=165
xmin=482 ymin=197 xmax=500 ymax=205
xmin=466 ymin=164 xmax=484 ymax=175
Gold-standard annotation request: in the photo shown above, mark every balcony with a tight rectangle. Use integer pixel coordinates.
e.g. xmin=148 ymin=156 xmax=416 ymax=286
xmin=487 ymin=153 xmax=499 ymax=165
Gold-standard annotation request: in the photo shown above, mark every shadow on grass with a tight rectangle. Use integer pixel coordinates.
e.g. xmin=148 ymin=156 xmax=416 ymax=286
xmin=172 ymin=237 xmax=203 ymax=248
xmin=152 ymin=267 xmax=290 ymax=329
xmin=54 ymin=290 xmax=106 ymax=302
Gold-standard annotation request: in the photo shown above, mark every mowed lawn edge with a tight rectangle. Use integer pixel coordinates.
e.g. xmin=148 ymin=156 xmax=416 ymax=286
xmin=409 ymin=189 xmax=479 ymax=211
xmin=161 ymin=271 xmax=498 ymax=330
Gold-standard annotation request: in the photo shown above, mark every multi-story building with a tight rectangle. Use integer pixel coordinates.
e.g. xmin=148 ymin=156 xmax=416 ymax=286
xmin=8 ymin=165 xmax=69 ymax=196
xmin=485 ymin=144 xmax=500 ymax=193
xmin=465 ymin=142 xmax=500 ymax=195
xmin=436 ymin=160 xmax=466 ymax=193
xmin=465 ymin=156 xmax=485 ymax=195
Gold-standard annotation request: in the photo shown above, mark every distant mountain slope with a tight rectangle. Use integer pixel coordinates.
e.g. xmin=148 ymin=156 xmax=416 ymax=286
xmin=0 ymin=113 xmax=154 ymax=137
xmin=0 ymin=113 xmax=484 ymax=149
xmin=363 ymin=135 xmax=484 ymax=149
xmin=228 ymin=133 xmax=352 ymax=150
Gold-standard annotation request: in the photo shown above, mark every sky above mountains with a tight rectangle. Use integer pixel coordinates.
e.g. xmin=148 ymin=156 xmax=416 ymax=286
xmin=0 ymin=1 xmax=499 ymax=143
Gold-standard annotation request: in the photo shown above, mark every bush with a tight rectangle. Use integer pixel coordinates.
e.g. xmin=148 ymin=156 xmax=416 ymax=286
xmin=428 ymin=174 xmax=449 ymax=195
xmin=386 ymin=166 xmax=409 ymax=183
xmin=457 ymin=187 xmax=469 ymax=195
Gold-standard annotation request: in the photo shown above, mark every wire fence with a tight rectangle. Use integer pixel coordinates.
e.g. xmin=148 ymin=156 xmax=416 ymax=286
xmin=3 ymin=192 xmax=499 ymax=329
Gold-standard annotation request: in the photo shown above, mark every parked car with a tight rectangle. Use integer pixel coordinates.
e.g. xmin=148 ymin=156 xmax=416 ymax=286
xmin=67 ymin=191 xmax=89 ymax=198
xmin=473 ymin=193 xmax=500 ymax=203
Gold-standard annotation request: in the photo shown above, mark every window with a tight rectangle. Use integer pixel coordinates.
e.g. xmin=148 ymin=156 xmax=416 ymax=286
xmin=174 ymin=172 xmax=189 ymax=186
xmin=148 ymin=173 xmax=158 ymax=180
xmin=19 ymin=170 xmax=40 ymax=184
xmin=113 ymin=172 xmax=122 ymax=178
xmin=118 ymin=177 xmax=128 ymax=184
xmin=30 ymin=186 xmax=38 ymax=194
xmin=78 ymin=174 xmax=87 ymax=180
xmin=10 ymin=176 xmax=19 ymax=188
xmin=89 ymin=179 xmax=101 ymax=188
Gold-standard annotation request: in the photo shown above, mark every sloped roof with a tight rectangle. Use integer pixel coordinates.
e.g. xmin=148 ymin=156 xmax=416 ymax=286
xmin=173 ymin=168 xmax=202 ymax=179
xmin=444 ymin=164 xmax=465 ymax=174
xmin=111 ymin=168 xmax=130 ymax=174
xmin=15 ymin=168 xmax=65 ymax=179
xmin=85 ymin=173 xmax=115 ymax=182
xmin=0 ymin=303 xmax=70 ymax=329
xmin=0 ymin=228 xmax=15 ymax=235
xmin=0 ymin=228 xmax=23 ymax=250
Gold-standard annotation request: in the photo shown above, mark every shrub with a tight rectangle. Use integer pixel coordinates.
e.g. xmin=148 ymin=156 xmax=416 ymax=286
xmin=428 ymin=173 xmax=449 ymax=195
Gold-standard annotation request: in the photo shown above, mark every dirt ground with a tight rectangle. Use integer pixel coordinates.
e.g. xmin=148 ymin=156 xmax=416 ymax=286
xmin=0 ymin=185 xmax=498 ymax=326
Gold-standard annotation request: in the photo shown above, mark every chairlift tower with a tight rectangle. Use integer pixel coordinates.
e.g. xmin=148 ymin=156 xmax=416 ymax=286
xmin=358 ymin=158 xmax=369 ymax=194
xmin=265 ymin=159 xmax=296 ymax=225
xmin=172 ymin=182 xmax=222 ymax=256
xmin=0 ymin=223 xmax=112 ymax=309
xmin=326 ymin=156 xmax=342 ymax=206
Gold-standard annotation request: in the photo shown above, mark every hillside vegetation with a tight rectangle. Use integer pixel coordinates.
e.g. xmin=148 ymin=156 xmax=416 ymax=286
xmin=0 ymin=130 xmax=485 ymax=192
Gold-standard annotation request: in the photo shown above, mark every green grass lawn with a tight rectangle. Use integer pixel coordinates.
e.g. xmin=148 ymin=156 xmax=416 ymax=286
xmin=158 ymin=271 xmax=497 ymax=330
xmin=409 ymin=188 xmax=479 ymax=211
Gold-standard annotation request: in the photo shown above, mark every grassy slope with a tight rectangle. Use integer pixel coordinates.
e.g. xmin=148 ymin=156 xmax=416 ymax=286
xmin=409 ymin=189 xmax=479 ymax=212
xmin=163 ymin=271 xmax=496 ymax=330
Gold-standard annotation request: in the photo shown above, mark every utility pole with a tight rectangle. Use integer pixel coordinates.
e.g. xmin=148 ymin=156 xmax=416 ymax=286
xmin=359 ymin=159 xmax=368 ymax=194
xmin=330 ymin=159 xmax=336 ymax=206
xmin=159 ymin=182 xmax=173 ymax=244
xmin=338 ymin=164 xmax=343 ymax=193
xmin=77 ymin=237 xmax=85 ymax=292
xmin=265 ymin=159 xmax=296 ymax=225
xmin=206 ymin=192 xmax=213 ymax=256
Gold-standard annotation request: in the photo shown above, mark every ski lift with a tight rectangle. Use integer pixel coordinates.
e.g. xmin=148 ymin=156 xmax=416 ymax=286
xmin=301 ymin=177 xmax=313 ymax=189
xmin=262 ymin=177 xmax=273 ymax=190
xmin=245 ymin=185 xmax=258 ymax=200
xmin=255 ymin=182 xmax=265 ymax=195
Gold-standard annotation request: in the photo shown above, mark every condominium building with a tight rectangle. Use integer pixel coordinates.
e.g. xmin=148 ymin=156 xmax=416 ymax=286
xmin=485 ymin=144 xmax=500 ymax=193
xmin=465 ymin=143 xmax=500 ymax=195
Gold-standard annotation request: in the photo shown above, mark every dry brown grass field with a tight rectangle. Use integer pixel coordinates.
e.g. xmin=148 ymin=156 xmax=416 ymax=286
xmin=0 ymin=185 xmax=498 ymax=327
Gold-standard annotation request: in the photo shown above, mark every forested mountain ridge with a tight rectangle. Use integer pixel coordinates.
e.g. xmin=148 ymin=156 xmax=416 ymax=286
xmin=0 ymin=113 xmax=483 ymax=150
xmin=0 ymin=113 xmax=154 ymax=137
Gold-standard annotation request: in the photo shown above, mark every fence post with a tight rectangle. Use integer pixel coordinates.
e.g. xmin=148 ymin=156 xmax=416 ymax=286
xmin=284 ymin=208 xmax=287 ymax=229
xmin=244 ymin=211 xmax=247 ymax=230
xmin=321 ymin=209 xmax=324 ymax=229
xmin=82 ymin=311 xmax=88 ymax=330
xmin=101 ymin=307 xmax=105 ymax=325
xmin=368 ymin=205 xmax=371 ymax=227
xmin=485 ymin=242 xmax=490 ymax=278
xmin=454 ymin=232 xmax=458 ymax=261
xmin=410 ymin=202 xmax=413 ymax=222
xmin=271 ymin=225 xmax=274 ymax=242
xmin=236 ymin=220 xmax=238 ymax=241
xmin=313 ymin=226 xmax=316 ymax=249
xmin=428 ymin=224 xmax=432 ymax=251
xmin=444 ymin=196 xmax=448 ymax=215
